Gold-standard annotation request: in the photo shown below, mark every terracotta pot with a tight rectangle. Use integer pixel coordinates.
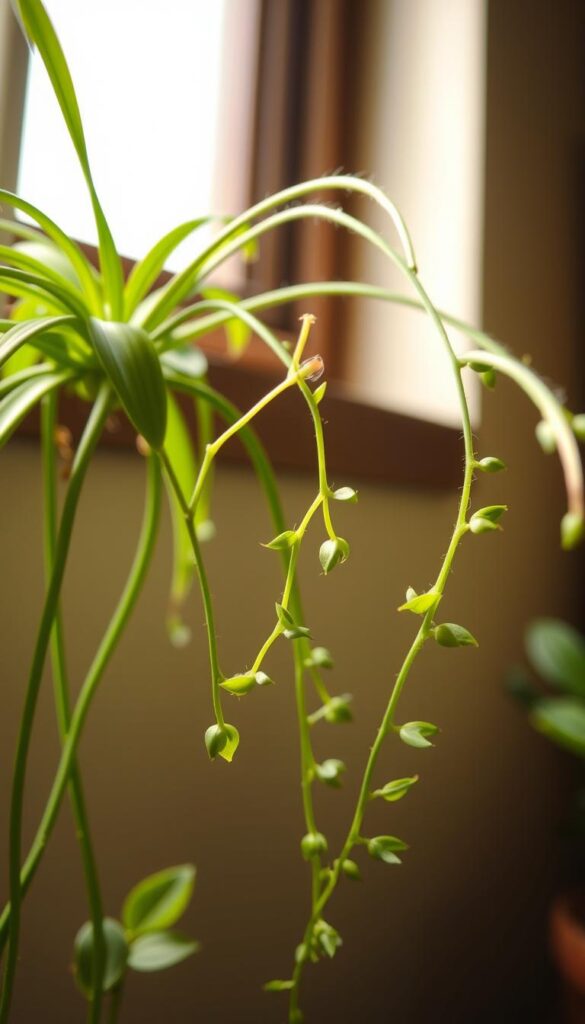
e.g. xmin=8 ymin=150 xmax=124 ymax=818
xmin=551 ymin=894 xmax=585 ymax=1022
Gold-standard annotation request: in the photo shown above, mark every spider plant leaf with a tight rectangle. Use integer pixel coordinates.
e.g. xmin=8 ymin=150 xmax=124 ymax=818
xmin=0 ymin=370 xmax=71 ymax=449
xmin=200 ymin=287 xmax=250 ymax=356
xmin=163 ymin=393 xmax=197 ymax=646
xmin=88 ymin=318 xmax=167 ymax=448
xmin=0 ymin=189 xmax=100 ymax=310
xmin=124 ymin=218 xmax=212 ymax=316
xmin=12 ymin=0 xmax=124 ymax=316
xmin=0 ymin=266 xmax=88 ymax=318
xmin=0 ymin=245 xmax=83 ymax=308
xmin=0 ymin=315 xmax=78 ymax=370
xmin=12 ymin=239 xmax=81 ymax=286
xmin=0 ymin=217 xmax=44 ymax=243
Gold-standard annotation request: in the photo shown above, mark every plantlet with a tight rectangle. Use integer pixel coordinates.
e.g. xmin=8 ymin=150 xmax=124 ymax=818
xmin=0 ymin=2 xmax=584 ymax=1022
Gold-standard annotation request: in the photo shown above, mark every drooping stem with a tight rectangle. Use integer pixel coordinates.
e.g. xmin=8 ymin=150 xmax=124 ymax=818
xmin=0 ymin=454 xmax=162 ymax=954
xmin=0 ymin=384 xmax=111 ymax=1023
xmin=41 ymin=394 xmax=106 ymax=1024
xmin=287 ymin=270 xmax=477 ymax=1019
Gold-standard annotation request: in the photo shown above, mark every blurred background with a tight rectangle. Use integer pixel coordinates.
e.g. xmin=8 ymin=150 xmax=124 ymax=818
xmin=0 ymin=0 xmax=584 ymax=1020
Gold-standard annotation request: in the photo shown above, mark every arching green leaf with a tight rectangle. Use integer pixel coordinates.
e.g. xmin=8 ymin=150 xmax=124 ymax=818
xmin=122 ymin=865 xmax=196 ymax=936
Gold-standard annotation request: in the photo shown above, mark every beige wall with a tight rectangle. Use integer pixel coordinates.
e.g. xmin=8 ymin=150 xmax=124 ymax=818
xmin=1 ymin=1 xmax=584 ymax=1022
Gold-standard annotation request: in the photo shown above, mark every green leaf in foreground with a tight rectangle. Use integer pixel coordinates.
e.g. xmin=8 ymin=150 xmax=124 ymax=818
xmin=127 ymin=931 xmax=199 ymax=972
xmin=122 ymin=864 xmax=195 ymax=936
xmin=73 ymin=918 xmax=128 ymax=995
xmin=89 ymin=318 xmax=167 ymax=448
xmin=399 ymin=721 xmax=439 ymax=749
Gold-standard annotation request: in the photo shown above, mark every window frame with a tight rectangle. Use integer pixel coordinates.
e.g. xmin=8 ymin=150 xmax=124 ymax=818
xmin=1 ymin=5 xmax=461 ymax=490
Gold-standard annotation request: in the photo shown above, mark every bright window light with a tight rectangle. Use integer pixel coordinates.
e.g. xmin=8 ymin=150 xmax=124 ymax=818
xmin=17 ymin=0 xmax=259 ymax=272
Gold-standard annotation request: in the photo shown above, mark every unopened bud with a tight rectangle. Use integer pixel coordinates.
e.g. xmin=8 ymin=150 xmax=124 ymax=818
xmin=299 ymin=355 xmax=324 ymax=382
xmin=319 ymin=537 xmax=350 ymax=574
xmin=561 ymin=511 xmax=584 ymax=550
xmin=300 ymin=832 xmax=328 ymax=860
xmin=204 ymin=724 xmax=227 ymax=759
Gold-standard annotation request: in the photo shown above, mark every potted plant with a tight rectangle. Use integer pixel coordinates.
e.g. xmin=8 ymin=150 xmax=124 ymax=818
xmin=0 ymin=1 xmax=584 ymax=1021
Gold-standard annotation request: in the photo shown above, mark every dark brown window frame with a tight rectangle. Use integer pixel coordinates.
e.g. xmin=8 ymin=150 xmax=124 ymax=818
xmin=2 ymin=5 xmax=462 ymax=491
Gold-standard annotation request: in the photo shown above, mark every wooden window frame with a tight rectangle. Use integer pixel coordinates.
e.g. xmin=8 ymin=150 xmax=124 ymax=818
xmin=1 ymin=4 xmax=461 ymax=490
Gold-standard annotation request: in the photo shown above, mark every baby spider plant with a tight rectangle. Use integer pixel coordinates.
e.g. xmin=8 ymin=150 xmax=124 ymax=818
xmin=0 ymin=1 xmax=584 ymax=1022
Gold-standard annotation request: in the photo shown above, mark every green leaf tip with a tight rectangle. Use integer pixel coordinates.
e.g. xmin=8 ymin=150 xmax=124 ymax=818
xmin=398 ymin=590 xmax=441 ymax=615
xmin=399 ymin=721 xmax=439 ymax=749
xmin=371 ymin=775 xmax=419 ymax=802
xmin=220 ymin=672 xmax=257 ymax=696
xmin=264 ymin=979 xmax=294 ymax=992
xmin=262 ymin=529 xmax=297 ymax=550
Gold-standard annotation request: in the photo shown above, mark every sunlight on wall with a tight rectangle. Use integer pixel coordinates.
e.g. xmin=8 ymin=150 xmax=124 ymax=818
xmin=346 ymin=0 xmax=487 ymax=425
xmin=17 ymin=0 xmax=259 ymax=272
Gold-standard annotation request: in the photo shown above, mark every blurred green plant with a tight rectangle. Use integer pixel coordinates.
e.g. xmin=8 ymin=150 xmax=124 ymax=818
xmin=0 ymin=1 xmax=583 ymax=1022
xmin=509 ymin=619 xmax=585 ymax=757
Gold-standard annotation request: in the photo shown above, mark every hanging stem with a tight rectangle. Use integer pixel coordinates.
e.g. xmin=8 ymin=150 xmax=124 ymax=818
xmin=41 ymin=394 xmax=106 ymax=1024
xmin=0 ymin=455 xmax=162 ymax=956
xmin=0 ymin=384 xmax=111 ymax=1023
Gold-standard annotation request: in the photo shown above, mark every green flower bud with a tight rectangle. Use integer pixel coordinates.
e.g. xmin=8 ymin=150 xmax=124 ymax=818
xmin=561 ymin=511 xmax=584 ymax=550
xmin=481 ymin=368 xmax=496 ymax=389
xmin=339 ymin=858 xmax=361 ymax=881
xmin=535 ymin=419 xmax=556 ymax=453
xmin=319 ymin=537 xmax=350 ymax=574
xmin=204 ymin=724 xmax=227 ymax=759
xmin=469 ymin=504 xmax=507 ymax=535
xmin=476 ymin=456 xmax=507 ymax=473
xmin=255 ymin=671 xmax=274 ymax=687
xmin=324 ymin=695 xmax=353 ymax=723
xmin=315 ymin=758 xmax=346 ymax=788
xmin=433 ymin=622 xmax=479 ymax=648
xmin=303 ymin=646 xmax=334 ymax=669
xmin=332 ymin=486 xmax=358 ymax=503
xmin=300 ymin=831 xmax=328 ymax=860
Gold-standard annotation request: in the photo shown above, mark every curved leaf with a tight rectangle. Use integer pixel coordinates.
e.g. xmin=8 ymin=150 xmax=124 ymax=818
xmin=163 ymin=393 xmax=197 ymax=645
xmin=122 ymin=865 xmax=195 ymax=936
xmin=127 ymin=931 xmax=199 ymax=972
xmin=0 ymin=244 xmax=83 ymax=305
xmin=0 ymin=189 xmax=100 ymax=310
xmin=532 ymin=698 xmax=585 ymax=757
xmin=526 ymin=619 xmax=585 ymax=696
xmin=89 ymin=318 xmax=167 ymax=447
xmin=13 ymin=0 xmax=123 ymax=315
xmin=124 ymin=218 xmax=212 ymax=316
xmin=0 ymin=265 xmax=87 ymax=317
xmin=0 ymin=316 xmax=78 ymax=371
xmin=0 ymin=371 xmax=71 ymax=449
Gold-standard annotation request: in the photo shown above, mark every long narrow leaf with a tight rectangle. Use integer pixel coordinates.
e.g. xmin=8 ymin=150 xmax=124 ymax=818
xmin=0 ymin=267 xmax=88 ymax=318
xmin=0 ymin=190 xmax=100 ymax=311
xmin=0 ymin=218 xmax=44 ymax=243
xmin=0 ymin=364 xmax=55 ymax=397
xmin=13 ymin=0 xmax=124 ymax=316
xmin=0 ymin=370 xmax=72 ymax=449
xmin=0 ymin=245 xmax=86 ymax=307
xmin=88 ymin=318 xmax=167 ymax=448
xmin=163 ymin=394 xmax=198 ymax=646
xmin=0 ymin=316 xmax=78 ymax=370
xmin=124 ymin=218 xmax=212 ymax=317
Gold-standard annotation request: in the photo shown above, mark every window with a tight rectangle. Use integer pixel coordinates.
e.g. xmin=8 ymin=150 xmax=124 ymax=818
xmin=17 ymin=0 xmax=260 ymax=281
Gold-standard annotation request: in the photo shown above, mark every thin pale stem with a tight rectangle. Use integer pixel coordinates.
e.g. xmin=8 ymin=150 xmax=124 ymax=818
xmin=41 ymin=394 xmax=106 ymax=1024
xmin=0 ymin=455 xmax=162 ymax=952
xmin=0 ymin=384 xmax=111 ymax=1023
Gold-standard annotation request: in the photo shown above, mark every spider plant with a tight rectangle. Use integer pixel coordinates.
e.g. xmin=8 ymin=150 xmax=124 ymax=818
xmin=0 ymin=1 xmax=583 ymax=1022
